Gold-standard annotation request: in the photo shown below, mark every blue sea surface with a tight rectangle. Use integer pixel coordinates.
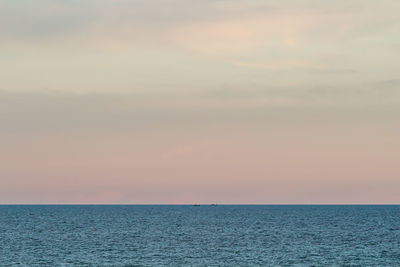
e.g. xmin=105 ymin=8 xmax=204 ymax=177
xmin=1 ymin=205 xmax=400 ymax=266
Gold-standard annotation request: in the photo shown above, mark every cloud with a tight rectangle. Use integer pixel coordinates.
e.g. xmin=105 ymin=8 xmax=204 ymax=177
xmin=2 ymin=0 xmax=399 ymax=48
xmin=1 ymin=0 xmax=400 ymax=94
xmin=1 ymin=85 xmax=399 ymax=136
xmin=0 ymin=0 xmax=96 ymax=41
xmin=371 ymin=79 xmax=400 ymax=89
xmin=225 ymin=59 xmax=357 ymax=74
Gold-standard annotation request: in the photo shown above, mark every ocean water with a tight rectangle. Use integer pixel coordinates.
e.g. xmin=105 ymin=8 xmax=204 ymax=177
xmin=1 ymin=205 xmax=400 ymax=266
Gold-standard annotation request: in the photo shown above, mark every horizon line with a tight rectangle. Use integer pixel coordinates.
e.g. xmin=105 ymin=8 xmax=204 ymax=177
xmin=1 ymin=203 xmax=399 ymax=206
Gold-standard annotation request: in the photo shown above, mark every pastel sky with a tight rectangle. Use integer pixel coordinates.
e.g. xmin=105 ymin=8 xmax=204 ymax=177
xmin=1 ymin=0 xmax=399 ymax=204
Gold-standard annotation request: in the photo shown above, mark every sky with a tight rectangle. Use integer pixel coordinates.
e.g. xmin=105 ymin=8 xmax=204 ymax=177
xmin=1 ymin=0 xmax=399 ymax=204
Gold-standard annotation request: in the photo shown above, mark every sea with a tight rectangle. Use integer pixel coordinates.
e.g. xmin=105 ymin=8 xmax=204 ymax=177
xmin=1 ymin=205 xmax=400 ymax=266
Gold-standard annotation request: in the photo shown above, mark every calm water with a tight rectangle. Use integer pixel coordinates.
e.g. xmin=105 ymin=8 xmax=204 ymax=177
xmin=1 ymin=205 xmax=400 ymax=266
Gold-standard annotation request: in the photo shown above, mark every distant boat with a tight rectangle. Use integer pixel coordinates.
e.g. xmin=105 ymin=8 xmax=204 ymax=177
xmin=193 ymin=204 xmax=200 ymax=207
xmin=211 ymin=203 xmax=218 ymax=206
